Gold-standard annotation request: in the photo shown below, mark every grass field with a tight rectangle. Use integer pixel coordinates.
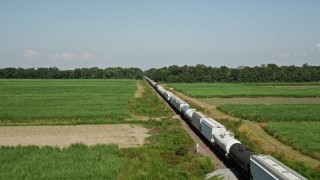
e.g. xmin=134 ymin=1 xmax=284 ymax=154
xmin=0 ymin=79 xmax=214 ymax=179
xmin=265 ymin=122 xmax=320 ymax=160
xmin=199 ymin=97 xmax=320 ymax=106
xmin=217 ymin=104 xmax=320 ymax=122
xmin=129 ymin=80 xmax=173 ymax=118
xmin=167 ymin=83 xmax=320 ymax=97
xmin=0 ymin=119 xmax=214 ymax=179
xmin=167 ymin=82 xmax=320 ymax=179
xmin=0 ymin=79 xmax=136 ymax=123
xmin=0 ymin=144 xmax=122 ymax=179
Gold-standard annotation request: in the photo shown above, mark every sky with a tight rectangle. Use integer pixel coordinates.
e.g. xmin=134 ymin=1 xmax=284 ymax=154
xmin=1 ymin=0 xmax=320 ymax=70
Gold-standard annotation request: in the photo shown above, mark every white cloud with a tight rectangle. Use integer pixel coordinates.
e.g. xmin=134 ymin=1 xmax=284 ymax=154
xmin=53 ymin=53 xmax=77 ymax=60
xmin=23 ymin=49 xmax=40 ymax=59
xmin=82 ymin=52 xmax=95 ymax=60
xmin=317 ymin=42 xmax=320 ymax=50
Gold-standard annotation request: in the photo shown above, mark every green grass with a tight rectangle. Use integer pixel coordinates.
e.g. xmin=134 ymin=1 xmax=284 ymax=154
xmin=265 ymin=122 xmax=320 ymax=160
xmin=198 ymin=97 xmax=320 ymax=106
xmin=0 ymin=119 xmax=214 ymax=179
xmin=129 ymin=80 xmax=173 ymax=118
xmin=217 ymin=104 xmax=320 ymax=122
xmin=167 ymin=83 xmax=320 ymax=97
xmin=119 ymin=119 xmax=214 ymax=179
xmin=0 ymin=79 xmax=136 ymax=123
xmin=0 ymin=79 xmax=214 ymax=179
xmin=0 ymin=144 xmax=122 ymax=179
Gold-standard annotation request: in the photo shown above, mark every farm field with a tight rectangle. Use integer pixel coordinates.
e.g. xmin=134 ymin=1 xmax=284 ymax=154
xmin=166 ymin=82 xmax=320 ymax=179
xmin=199 ymin=97 xmax=320 ymax=106
xmin=265 ymin=122 xmax=320 ymax=160
xmin=0 ymin=79 xmax=136 ymax=123
xmin=0 ymin=119 xmax=214 ymax=179
xmin=217 ymin=104 xmax=320 ymax=122
xmin=0 ymin=79 xmax=214 ymax=179
xmin=0 ymin=124 xmax=149 ymax=148
xmin=167 ymin=82 xmax=320 ymax=97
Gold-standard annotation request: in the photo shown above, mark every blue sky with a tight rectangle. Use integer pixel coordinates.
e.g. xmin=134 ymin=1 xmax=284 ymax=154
xmin=1 ymin=0 xmax=320 ymax=70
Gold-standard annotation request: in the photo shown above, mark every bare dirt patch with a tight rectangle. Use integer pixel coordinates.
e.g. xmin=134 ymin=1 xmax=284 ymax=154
xmin=0 ymin=124 xmax=149 ymax=148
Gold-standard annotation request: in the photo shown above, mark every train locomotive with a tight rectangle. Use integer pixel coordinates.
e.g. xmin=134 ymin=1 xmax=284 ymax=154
xmin=145 ymin=76 xmax=307 ymax=180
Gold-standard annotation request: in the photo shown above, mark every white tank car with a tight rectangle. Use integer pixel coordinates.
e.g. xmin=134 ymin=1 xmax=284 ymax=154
xmin=190 ymin=112 xmax=207 ymax=131
xmin=163 ymin=91 xmax=173 ymax=101
xmin=169 ymin=96 xmax=189 ymax=112
xmin=214 ymin=129 xmax=240 ymax=156
xmin=200 ymin=118 xmax=226 ymax=143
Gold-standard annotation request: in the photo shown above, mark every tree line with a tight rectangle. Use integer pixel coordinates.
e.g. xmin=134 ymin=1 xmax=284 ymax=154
xmin=145 ymin=64 xmax=320 ymax=83
xmin=0 ymin=67 xmax=144 ymax=79
xmin=2 ymin=64 xmax=320 ymax=82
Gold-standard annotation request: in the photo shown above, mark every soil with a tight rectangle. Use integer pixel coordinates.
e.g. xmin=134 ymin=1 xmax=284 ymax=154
xmin=0 ymin=124 xmax=149 ymax=148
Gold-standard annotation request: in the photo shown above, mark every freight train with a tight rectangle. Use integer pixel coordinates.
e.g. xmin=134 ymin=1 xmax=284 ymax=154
xmin=145 ymin=76 xmax=306 ymax=180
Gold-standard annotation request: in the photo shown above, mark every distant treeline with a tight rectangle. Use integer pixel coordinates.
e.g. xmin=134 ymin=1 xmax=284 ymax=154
xmin=145 ymin=64 xmax=320 ymax=83
xmin=0 ymin=67 xmax=144 ymax=79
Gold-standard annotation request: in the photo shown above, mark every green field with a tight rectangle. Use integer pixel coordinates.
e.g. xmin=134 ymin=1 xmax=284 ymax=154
xmin=265 ymin=122 xmax=320 ymax=160
xmin=167 ymin=83 xmax=320 ymax=97
xmin=217 ymin=104 xmax=320 ymax=122
xmin=167 ymin=82 xmax=320 ymax=179
xmin=0 ymin=119 xmax=214 ymax=179
xmin=0 ymin=79 xmax=214 ymax=179
xmin=0 ymin=79 xmax=136 ymax=123
xmin=199 ymin=97 xmax=320 ymax=106
xmin=0 ymin=144 xmax=122 ymax=179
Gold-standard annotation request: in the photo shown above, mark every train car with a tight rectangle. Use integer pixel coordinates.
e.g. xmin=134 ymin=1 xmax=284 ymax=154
xmin=200 ymin=118 xmax=225 ymax=143
xmin=169 ymin=96 xmax=189 ymax=112
xmin=250 ymin=155 xmax=307 ymax=180
xmin=163 ymin=91 xmax=174 ymax=102
xmin=181 ymin=106 xmax=195 ymax=120
xmin=144 ymin=76 xmax=156 ymax=87
xmin=190 ymin=111 xmax=207 ymax=131
xmin=155 ymin=85 xmax=166 ymax=96
xmin=229 ymin=143 xmax=253 ymax=178
xmin=214 ymin=129 xmax=241 ymax=157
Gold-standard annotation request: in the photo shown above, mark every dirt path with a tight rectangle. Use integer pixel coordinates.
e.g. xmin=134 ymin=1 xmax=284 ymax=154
xmin=166 ymin=87 xmax=320 ymax=169
xmin=0 ymin=124 xmax=149 ymax=148
xmin=133 ymin=80 xmax=145 ymax=98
